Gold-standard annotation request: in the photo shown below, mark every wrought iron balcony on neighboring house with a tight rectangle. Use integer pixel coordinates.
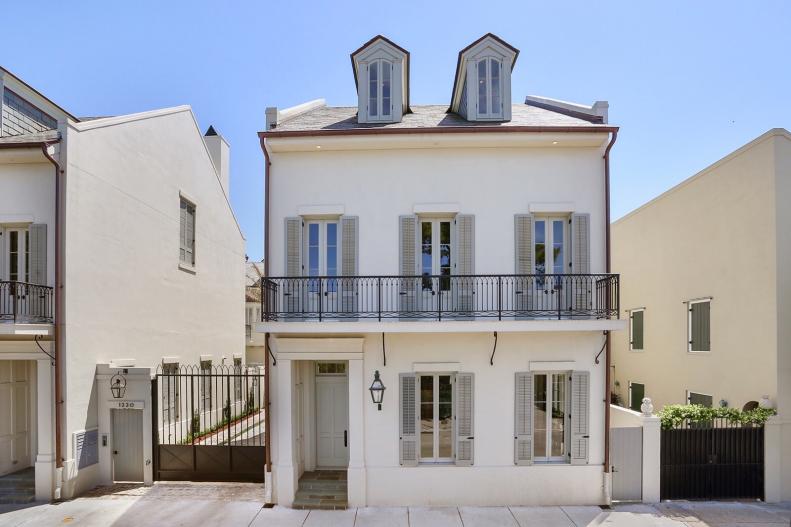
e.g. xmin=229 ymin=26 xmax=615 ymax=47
xmin=0 ymin=281 xmax=55 ymax=324
xmin=260 ymin=274 xmax=619 ymax=322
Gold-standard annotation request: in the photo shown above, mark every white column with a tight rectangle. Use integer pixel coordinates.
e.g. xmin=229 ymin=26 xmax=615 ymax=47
xmin=34 ymin=358 xmax=55 ymax=502
xmin=765 ymin=416 xmax=782 ymax=503
xmin=640 ymin=415 xmax=661 ymax=503
xmin=274 ymin=359 xmax=296 ymax=506
xmin=347 ymin=358 xmax=366 ymax=507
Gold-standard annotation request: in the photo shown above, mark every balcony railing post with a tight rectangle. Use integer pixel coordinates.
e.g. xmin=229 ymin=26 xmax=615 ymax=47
xmin=437 ymin=277 xmax=442 ymax=321
xmin=377 ymin=277 xmax=382 ymax=322
xmin=497 ymin=276 xmax=502 ymax=321
xmin=12 ymin=282 xmax=17 ymax=323
xmin=318 ymin=277 xmax=323 ymax=322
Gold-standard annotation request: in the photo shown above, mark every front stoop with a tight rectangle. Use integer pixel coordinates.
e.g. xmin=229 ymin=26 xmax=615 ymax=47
xmin=293 ymin=470 xmax=347 ymax=510
xmin=0 ymin=467 xmax=35 ymax=504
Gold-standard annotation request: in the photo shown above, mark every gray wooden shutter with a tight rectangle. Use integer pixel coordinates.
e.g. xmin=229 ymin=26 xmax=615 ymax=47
xmin=571 ymin=213 xmax=591 ymax=313
xmin=631 ymin=310 xmax=644 ymax=350
xmin=284 ymin=217 xmax=303 ymax=315
xmin=29 ymin=224 xmax=47 ymax=285
xmin=454 ymin=372 xmax=474 ymax=466
xmin=514 ymin=214 xmax=533 ymax=314
xmin=570 ymin=371 xmax=590 ymax=465
xmin=399 ymin=373 xmax=418 ymax=467
xmin=398 ymin=215 xmax=418 ymax=317
xmin=455 ymin=214 xmax=475 ymax=314
xmin=179 ymin=203 xmax=186 ymax=263
xmin=340 ymin=216 xmax=359 ymax=316
xmin=514 ymin=372 xmax=534 ymax=465
xmin=690 ymin=301 xmax=710 ymax=351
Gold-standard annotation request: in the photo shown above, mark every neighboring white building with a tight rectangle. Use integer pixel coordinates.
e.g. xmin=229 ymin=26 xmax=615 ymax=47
xmin=256 ymin=34 xmax=625 ymax=508
xmin=0 ymin=67 xmax=246 ymax=501
xmin=246 ymin=259 xmax=266 ymax=365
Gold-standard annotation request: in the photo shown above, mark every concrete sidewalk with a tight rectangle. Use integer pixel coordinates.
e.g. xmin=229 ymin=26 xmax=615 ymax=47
xmin=0 ymin=483 xmax=789 ymax=526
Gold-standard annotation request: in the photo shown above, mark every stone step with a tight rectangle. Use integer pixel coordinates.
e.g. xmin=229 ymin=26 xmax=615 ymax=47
xmin=0 ymin=480 xmax=35 ymax=490
xmin=297 ymin=479 xmax=347 ymax=491
xmin=293 ymin=488 xmax=348 ymax=510
xmin=0 ymin=493 xmax=35 ymax=505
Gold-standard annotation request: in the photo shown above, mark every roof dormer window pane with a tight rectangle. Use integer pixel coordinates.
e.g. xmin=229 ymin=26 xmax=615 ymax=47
xmin=490 ymin=60 xmax=501 ymax=114
xmin=477 ymin=59 xmax=488 ymax=115
xmin=369 ymin=62 xmax=379 ymax=117
xmin=382 ymin=63 xmax=391 ymax=117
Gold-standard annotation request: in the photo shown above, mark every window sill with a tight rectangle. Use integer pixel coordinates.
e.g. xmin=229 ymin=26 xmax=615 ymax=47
xmin=417 ymin=461 xmax=456 ymax=467
xmin=688 ymin=350 xmax=711 ymax=354
xmin=178 ymin=262 xmax=196 ymax=275
xmin=630 ymin=349 xmax=645 ymax=353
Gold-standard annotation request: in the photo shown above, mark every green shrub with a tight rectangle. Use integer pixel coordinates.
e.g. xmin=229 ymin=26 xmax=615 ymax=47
xmin=658 ymin=404 xmax=776 ymax=429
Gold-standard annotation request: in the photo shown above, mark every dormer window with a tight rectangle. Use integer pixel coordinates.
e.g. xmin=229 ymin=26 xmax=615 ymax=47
xmin=368 ymin=59 xmax=392 ymax=120
xmin=450 ymin=33 xmax=519 ymax=122
xmin=351 ymin=36 xmax=410 ymax=124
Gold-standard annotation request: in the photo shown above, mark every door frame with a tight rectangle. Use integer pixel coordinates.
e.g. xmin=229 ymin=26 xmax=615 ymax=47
xmin=532 ymin=371 xmax=571 ymax=463
xmin=418 ymin=217 xmax=454 ymax=311
xmin=314 ymin=361 xmax=349 ymax=469
xmin=111 ymin=407 xmax=144 ymax=482
xmin=303 ymin=220 xmax=339 ymax=314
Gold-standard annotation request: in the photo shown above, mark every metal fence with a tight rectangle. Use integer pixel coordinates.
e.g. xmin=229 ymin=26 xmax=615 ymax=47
xmin=153 ymin=364 xmax=266 ymax=482
xmin=261 ymin=273 xmax=619 ymax=322
xmin=0 ymin=281 xmax=54 ymax=323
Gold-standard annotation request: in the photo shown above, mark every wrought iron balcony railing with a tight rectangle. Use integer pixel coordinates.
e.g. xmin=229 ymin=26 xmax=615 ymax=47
xmin=261 ymin=274 xmax=619 ymax=322
xmin=0 ymin=280 xmax=55 ymax=324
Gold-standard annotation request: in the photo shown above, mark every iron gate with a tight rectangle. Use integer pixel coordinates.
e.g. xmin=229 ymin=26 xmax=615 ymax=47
xmin=152 ymin=364 xmax=266 ymax=482
xmin=660 ymin=421 xmax=763 ymax=500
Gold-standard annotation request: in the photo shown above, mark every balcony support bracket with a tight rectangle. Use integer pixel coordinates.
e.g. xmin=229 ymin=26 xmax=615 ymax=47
xmin=382 ymin=332 xmax=386 ymax=367
xmin=594 ymin=331 xmax=608 ymax=365
xmin=34 ymin=335 xmax=55 ymax=365
xmin=489 ymin=331 xmax=498 ymax=366
xmin=267 ymin=338 xmax=277 ymax=366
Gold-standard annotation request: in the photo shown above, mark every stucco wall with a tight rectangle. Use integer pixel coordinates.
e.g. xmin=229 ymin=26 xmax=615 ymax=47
xmin=270 ymin=331 xmax=608 ymax=506
xmin=60 ymin=109 xmax=245 ymax=495
xmin=611 ymin=132 xmax=782 ymax=411
xmin=267 ymin=141 xmax=608 ymax=277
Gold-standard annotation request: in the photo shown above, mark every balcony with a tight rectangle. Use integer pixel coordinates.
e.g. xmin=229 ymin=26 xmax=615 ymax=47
xmin=0 ymin=281 xmax=55 ymax=324
xmin=260 ymin=274 xmax=619 ymax=323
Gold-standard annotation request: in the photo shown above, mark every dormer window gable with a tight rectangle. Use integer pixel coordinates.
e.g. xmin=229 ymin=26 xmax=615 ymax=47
xmin=351 ymin=35 xmax=410 ymax=124
xmin=449 ymin=33 xmax=519 ymax=122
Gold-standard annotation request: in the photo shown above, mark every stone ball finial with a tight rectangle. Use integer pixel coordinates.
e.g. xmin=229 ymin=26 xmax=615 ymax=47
xmin=759 ymin=395 xmax=773 ymax=409
xmin=641 ymin=397 xmax=654 ymax=416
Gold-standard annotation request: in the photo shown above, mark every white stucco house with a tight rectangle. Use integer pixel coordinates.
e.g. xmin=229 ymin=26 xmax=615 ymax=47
xmin=256 ymin=34 xmax=625 ymax=508
xmin=0 ymin=67 xmax=246 ymax=502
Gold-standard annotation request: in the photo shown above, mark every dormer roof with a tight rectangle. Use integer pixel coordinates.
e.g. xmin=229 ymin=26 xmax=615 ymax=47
xmin=350 ymin=35 xmax=410 ymax=123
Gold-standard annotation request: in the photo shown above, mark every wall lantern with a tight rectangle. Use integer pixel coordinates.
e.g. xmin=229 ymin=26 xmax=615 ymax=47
xmin=369 ymin=370 xmax=385 ymax=411
xmin=110 ymin=373 xmax=127 ymax=399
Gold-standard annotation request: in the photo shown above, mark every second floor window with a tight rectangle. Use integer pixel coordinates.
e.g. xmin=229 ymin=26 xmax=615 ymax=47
xmin=305 ymin=220 xmax=338 ymax=291
xmin=420 ymin=219 xmax=452 ymax=292
xmin=534 ymin=217 xmax=567 ymax=276
xmin=5 ymin=228 xmax=29 ymax=283
xmin=368 ymin=59 xmax=392 ymax=120
xmin=476 ymin=57 xmax=503 ymax=119
xmin=180 ymin=197 xmax=196 ymax=267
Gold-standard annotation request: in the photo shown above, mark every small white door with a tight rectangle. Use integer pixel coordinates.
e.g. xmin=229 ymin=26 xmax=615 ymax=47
xmin=611 ymin=427 xmax=643 ymax=501
xmin=0 ymin=361 xmax=31 ymax=476
xmin=315 ymin=365 xmax=348 ymax=468
xmin=111 ymin=409 xmax=144 ymax=482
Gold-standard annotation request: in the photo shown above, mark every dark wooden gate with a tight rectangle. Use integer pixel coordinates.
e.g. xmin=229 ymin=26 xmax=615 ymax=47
xmin=152 ymin=364 xmax=266 ymax=482
xmin=660 ymin=422 xmax=763 ymax=500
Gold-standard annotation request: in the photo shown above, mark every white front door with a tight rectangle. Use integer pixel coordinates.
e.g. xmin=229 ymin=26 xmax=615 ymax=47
xmin=315 ymin=363 xmax=348 ymax=468
xmin=305 ymin=221 xmax=339 ymax=316
xmin=111 ymin=409 xmax=144 ymax=482
xmin=533 ymin=217 xmax=569 ymax=314
xmin=0 ymin=361 xmax=31 ymax=476
xmin=419 ymin=219 xmax=453 ymax=313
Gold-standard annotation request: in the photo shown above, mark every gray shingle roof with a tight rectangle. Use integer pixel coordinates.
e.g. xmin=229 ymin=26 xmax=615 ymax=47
xmin=268 ymin=104 xmax=609 ymax=134
xmin=0 ymin=130 xmax=60 ymax=144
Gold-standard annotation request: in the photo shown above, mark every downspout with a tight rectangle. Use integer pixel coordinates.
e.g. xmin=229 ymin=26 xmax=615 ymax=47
xmin=261 ymin=136 xmax=272 ymax=474
xmin=41 ymin=140 xmax=64 ymax=470
xmin=603 ymin=130 xmax=617 ymax=478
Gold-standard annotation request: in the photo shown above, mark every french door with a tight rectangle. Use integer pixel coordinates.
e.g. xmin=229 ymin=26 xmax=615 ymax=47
xmin=304 ymin=221 xmax=338 ymax=315
xmin=533 ymin=217 xmax=568 ymax=313
xmin=419 ymin=219 xmax=452 ymax=313
xmin=2 ymin=229 xmax=30 ymax=314
xmin=533 ymin=372 xmax=570 ymax=462
xmin=419 ymin=374 xmax=453 ymax=463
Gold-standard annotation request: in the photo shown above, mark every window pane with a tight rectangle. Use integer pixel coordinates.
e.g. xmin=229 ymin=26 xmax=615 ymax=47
xmin=326 ymin=223 xmax=337 ymax=247
xmin=326 ymin=223 xmax=337 ymax=289
xmin=9 ymin=231 xmax=18 ymax=281
xmin=551 ymin=373 xmax=566 ymax=458
xmin=438 ymin=375 xmax=452 ymax=457
xmin=553 ymin=220 xmax=564 ymax=274
xmin=421 ymin=222 xmax=432 ymax=290
xmin=477 ymin=59 xmax=488 ymax=114
xmin=382 ymin=62 xmax=391 ymax=116
xmin=369 ymin=61 xmax=378 ymax=117
xmin=420 ymin=376 xmax=434 ymax=458
xmin=534 ymin=221 xmax=546 ymax=275
xmin=490 ymin=59 xmax=500 ymax=115
xmin=533 ymin=374 xmax=547 ymax=459
xmin=24 ymin=231 xmax=29 ymax=282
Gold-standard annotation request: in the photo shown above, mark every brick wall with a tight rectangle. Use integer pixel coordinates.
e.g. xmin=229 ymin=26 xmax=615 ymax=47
xmin=1 ymin=88 xmax=57 ymax=136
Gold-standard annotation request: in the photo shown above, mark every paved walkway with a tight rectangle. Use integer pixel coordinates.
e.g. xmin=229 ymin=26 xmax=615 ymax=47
xmin=0 ymin=483 xmax=789 ymax=526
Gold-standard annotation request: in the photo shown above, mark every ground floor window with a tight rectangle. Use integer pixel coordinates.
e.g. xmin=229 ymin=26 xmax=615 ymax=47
xmin=533 ymin=372 xmax=569 ymax=462
xmin=233 ymin=358 xmax=242 ymax=402
xmin=419 ymin=374 xmax=453 ymax=462
xmin=629 ymin=381 xmax=645 ymax=412
xmin=162 ymin=362 xmax=180 ymax=423
xmin=201 ymin=360 xmax=212 ymax=411
xmin=688 ymin=391 xmax=712 ymax=407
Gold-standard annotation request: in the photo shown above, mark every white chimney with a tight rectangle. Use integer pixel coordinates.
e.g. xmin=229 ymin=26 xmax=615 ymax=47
xmin=204 ymin=125 xmax=230 ymax=196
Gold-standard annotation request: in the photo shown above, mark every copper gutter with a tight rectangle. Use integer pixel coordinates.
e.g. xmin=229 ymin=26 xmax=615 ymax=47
xmin=261 ymin=136 xmax=272 ymax=474
xmin=259 ymin=125 xmax=617 ymax=140
xmin=0 ymin=139 xmax=64 ymax=468
xmin=603 ymin=130 xmax=618 ymax=477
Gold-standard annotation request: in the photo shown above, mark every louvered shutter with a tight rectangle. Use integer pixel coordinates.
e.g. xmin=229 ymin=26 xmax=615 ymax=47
xmin=29 ymin=224 xmax=47 ymax=286
xmin=284 ymin=217 xmax=303 ymax=316
xmin=339 ymin=216 xmax=359 ymax=317
xmin=690 ymin=301 xmax=710 ymax=351
xmin=571 ymin=214 xmax=591 ymax=314
xmin=514 ymin=214 xmax=533 ymax=315
xmin=514 ymin=372 xmax=534 ymax=465
xmin=570 ymin=371 xmax=590 ymax=465
xmin=454 ymin=372 xmax=474 ymax=466
xmin=399 ymin=373 xmax=418 ymax=466
xmin=631 ymin=310 xmax=644 ymax=350
xmin=398 ymin=215 xmax=418 ymax=318
xmin=454 ymin=214 xmax=475 ymax=315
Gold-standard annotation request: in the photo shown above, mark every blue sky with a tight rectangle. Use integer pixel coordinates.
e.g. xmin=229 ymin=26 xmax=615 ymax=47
xmin=3 ymin=1 xmax=790 ymax=261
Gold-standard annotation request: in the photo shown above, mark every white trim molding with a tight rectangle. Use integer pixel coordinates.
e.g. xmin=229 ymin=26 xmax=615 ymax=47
xmin=297 ymin=204 xmax=346 ymax=217
xmin=412 ymin=362 xmax=461 ymax=373
xmin=528 ymin=361 xmax=576 ymax=372
xmin=413 ymin=203 xmax=461 ymax=215
xmin=528 ymin=202 xmax=576 ymax=214
xmin=270 ymin=337 xmax=364 ymax=360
